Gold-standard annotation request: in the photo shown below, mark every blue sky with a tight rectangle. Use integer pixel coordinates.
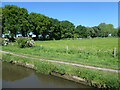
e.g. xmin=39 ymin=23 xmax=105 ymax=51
xmin=2 ymin=2 xmax=118 ymax=28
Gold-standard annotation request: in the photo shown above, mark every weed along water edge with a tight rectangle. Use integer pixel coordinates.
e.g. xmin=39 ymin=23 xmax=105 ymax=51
xmin=2 ymin=62 xmax=92 ymax=88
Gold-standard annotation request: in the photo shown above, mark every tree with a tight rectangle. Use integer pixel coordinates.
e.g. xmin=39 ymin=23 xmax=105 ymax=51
xmin=86 ymin=27 xmax=94 ymax=38
xmin=2 ymin=5 xmax=118 ymax=41
xmin=48 ymin=18 xmax=61 ymax=40
xmin=18 ymin=8 xmax=30 ymax=37
xmin=92 ymin=26 xmax=101 ymax=37
xmin=118 ymin=27 xmax=120 ymax=37
xmin=28 ymin=12 xmax=42 ymax=40
xmin=60 ymin=20 xmax=75 ymax=39
xmin=2 ymin=5 xmax=29 ymax=38
xmin=3 ymin=5 xmax=19 ymax=38
xmin=75 ymin=25 xmax=88 ymax=38
xmin=28 ymin=12 xmax=51 ymax=40
xmin=40 ymin=16 xmax=50 ymax=40
xmin=98 ymin=23 xmax=114 ymax=37
xmin=110 ymin=28 xmax=118 ymax=37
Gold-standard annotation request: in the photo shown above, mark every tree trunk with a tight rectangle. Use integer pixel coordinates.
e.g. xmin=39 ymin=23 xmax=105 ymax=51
xmin=36 ymin=34 xmax=39 ymax=40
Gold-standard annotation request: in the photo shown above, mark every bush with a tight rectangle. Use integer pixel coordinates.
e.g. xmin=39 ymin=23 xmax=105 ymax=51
xmin=1 ymin=38 xmax=9 ymax=46
xmin=16 ymin=37 xmax=35 ymax=48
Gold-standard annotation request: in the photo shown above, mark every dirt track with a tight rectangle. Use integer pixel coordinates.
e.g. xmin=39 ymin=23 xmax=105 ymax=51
xmin=0 ymin=50 xmax=119 ymax=73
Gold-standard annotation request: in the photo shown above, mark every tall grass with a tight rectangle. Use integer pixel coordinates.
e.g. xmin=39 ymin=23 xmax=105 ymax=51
xmin=2 ymin=37 xmax=118 ymax=69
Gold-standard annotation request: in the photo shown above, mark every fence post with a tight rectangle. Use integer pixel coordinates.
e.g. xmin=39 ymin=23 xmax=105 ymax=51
xmin=66 ymin=45 xmax=68 ymax=54
xmin=113 ymin=48 xmax=116 ymax=57
xmin=40 ymin=45 xmax=42 ymax=47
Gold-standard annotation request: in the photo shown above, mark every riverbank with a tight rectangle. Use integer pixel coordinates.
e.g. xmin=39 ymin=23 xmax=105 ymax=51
xmin=3 ymin=61 xmax=92 ymax=88
xmin=2 ymin=53 xmax=119 ymax=88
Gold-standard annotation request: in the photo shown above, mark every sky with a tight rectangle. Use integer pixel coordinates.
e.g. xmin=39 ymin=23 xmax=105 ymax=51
xmin=2 ymin=2 xmax=118 ymax=28
xmin=1 ymin=0 xmax=119 ymax=2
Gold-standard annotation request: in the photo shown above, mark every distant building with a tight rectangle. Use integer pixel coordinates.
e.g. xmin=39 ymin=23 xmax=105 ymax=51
xmin=29 ymin=32 xmax=36 ymax=37
xmin=108 ymin=34 xmax=112 ymax=37
xmin=16 ymin=34 xmax=22 ymax=37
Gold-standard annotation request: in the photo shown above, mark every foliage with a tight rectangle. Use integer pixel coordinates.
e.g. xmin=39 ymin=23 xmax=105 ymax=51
xmin=28 ymin=12 xmax=50 ymax=40
xmin=118 ymin=27 xmax=120 ymax=37
xmin=48 ymin=18 xmax=61 ymax=40
xmin=2 ymin=5 xmax=29 ymax=38
xmin=16 ymin=37 xmax=35 ymax=48
xmin=98 ymin=23 xmax=116 ymax=37
xmin=1 ymin=38 xmax=9 ymax=46
xmin=75 ymin=25 xmax=88 ymax=38
xmin=2 ymin=5 xmax=118 ymax=40
xmin=60 ymin=20 xmax=75 ymax=39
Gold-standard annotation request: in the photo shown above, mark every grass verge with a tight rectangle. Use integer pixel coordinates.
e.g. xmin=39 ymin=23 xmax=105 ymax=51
xmin=2 ymin=43 xmax=118 ymax=69
xmin=2 ymin=53 xmax=120 ymax=88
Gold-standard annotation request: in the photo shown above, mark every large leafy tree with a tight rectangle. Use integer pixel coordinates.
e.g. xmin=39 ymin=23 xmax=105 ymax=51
xmin=18 ymin=8 xmax=30 ymax=37
xmin=92 ymin=26 xmax=101 ymax=37
xmin=60 ymin=20 xmax=75 ymax=38
xmin=2 ymin=5 xmax=118 ymax=40
xmin=2 ymin=5 xmax=17 ymax=38
xmin=40 ymin=16 xmax=50 ymax=40
xmin=110 ymin=28 xmax=118 ymax=37
xmin=118 ymin=27 xmax=120 ymax=37
xmin=98 ymin=23 xmax=114 ymax=37
xmin=28 ymin=12 xmax=50 ymax=40
xmin=86 ymin=27 xmax=94 ymax=38
xmin=75 ymin=25 xmax=88 ymax=38
xmin=48 ymin=18 xmax=61 ymax=40
xmin=28 ymin=12 xmax=43 ymax=39
xmin=2 ymin=5 xmax=29 ymax=38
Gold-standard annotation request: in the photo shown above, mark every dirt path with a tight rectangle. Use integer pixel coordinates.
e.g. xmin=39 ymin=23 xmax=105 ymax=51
xmin=1 ymin=50 xmax=119 ymax=73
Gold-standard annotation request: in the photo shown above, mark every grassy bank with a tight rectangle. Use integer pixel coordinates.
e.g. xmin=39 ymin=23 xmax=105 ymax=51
xmin=2 ymin=37 xmax=118 ymax=69
xmin=2 ymin=53 xmax=119 ymax=88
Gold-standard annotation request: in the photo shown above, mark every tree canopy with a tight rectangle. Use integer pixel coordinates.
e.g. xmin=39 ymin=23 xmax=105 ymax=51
xmin=1 ymin=5 xmax=119 ymax=40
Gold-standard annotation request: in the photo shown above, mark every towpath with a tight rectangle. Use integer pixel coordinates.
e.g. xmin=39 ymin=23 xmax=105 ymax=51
xmin=0 ymin=50 xmax=119 ymax=73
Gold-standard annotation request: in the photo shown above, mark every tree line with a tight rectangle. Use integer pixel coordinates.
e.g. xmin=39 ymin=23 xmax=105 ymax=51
xmin=1 ymin=5 xmax=119 ymax=41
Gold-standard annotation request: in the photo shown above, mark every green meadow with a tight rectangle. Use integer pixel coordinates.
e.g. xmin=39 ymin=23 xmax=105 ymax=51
xmin=2 ymin=37 xmax=118 ymax=69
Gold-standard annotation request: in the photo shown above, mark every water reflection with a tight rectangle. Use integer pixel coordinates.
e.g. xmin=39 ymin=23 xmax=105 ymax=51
xmin=2 ymin=62 xmax=92 ymax=88
xmin=35 ymin=72 xmax=90 ymax=88
xmin=2 ymin=62 xmax=32 ymax=81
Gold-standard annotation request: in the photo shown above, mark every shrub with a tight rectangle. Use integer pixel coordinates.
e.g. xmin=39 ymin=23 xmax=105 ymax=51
xmin=16 ymin=37 xmax=35 ymax=48
xmin=1 ymin=38 xmax=9 ymax=46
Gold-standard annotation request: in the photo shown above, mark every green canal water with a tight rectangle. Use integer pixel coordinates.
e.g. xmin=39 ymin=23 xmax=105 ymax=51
xmin=2 ymin=62 xmax=93 ymax=88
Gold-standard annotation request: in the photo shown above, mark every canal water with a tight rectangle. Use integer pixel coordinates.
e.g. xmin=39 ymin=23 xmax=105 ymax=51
xmin=2 ymin=62 xmax=92 ymax=88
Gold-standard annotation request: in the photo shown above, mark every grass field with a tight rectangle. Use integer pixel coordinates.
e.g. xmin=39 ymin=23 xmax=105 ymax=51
xmin=2 ymin=37 xmax=119 ymax=88
xmin=2 ymin=37 xmax=118 ymax=69
xmin=36 ymin=37 xmax=118 ymax=50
